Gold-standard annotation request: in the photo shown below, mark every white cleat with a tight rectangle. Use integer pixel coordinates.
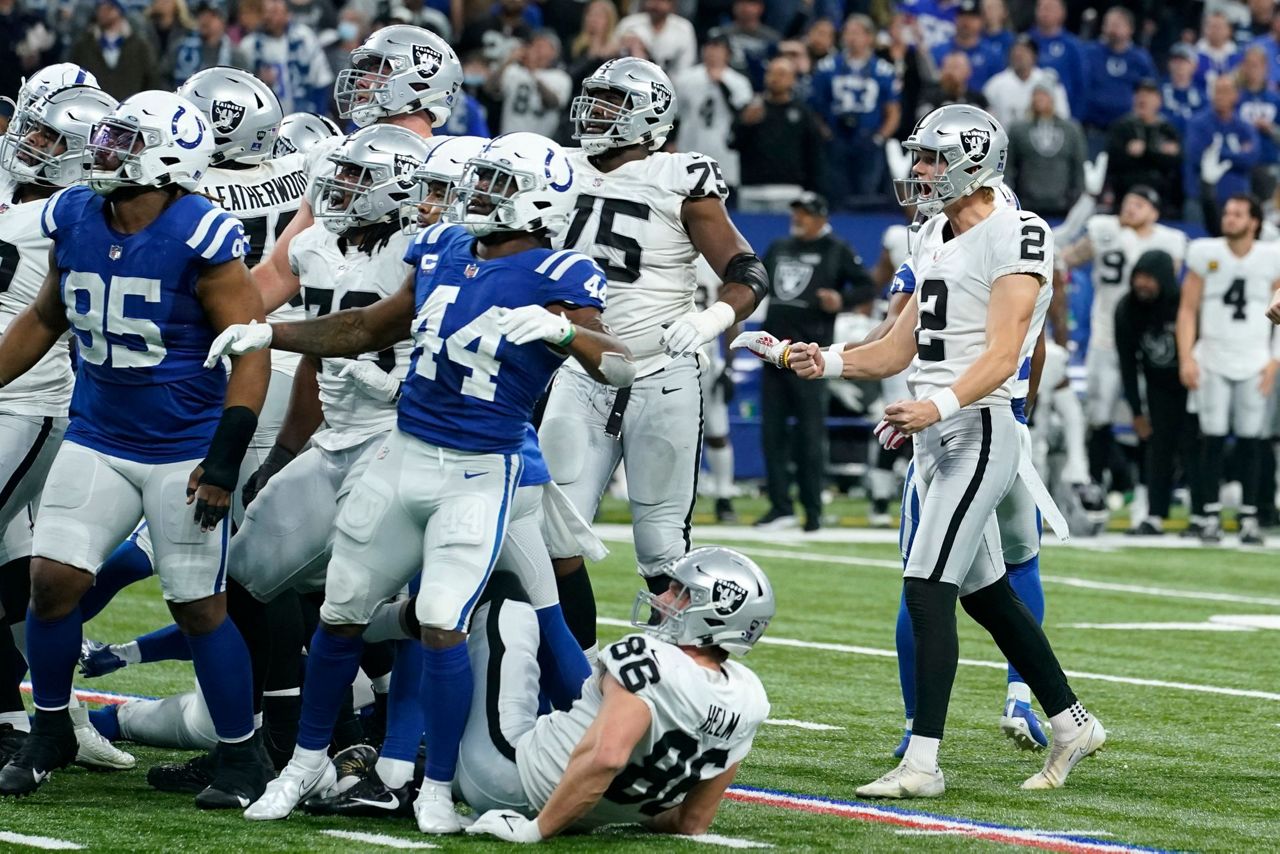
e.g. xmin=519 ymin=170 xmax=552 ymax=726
xmin=856 ymin=759 xmax=945 ymax=799
xmin=244 ymin=759 xmax=336 ymax=821
xmin=73 ymin=721 xmax=136 ymax=769
xmin=414 ymin=780 xmax=464 ymax=834
xmin=1022 ymin=717 xmax=1106 ymax=790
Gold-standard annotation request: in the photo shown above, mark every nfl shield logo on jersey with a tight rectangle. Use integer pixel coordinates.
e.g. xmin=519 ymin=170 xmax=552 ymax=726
xmin=464 ymin=263 xmax=479 ymax=278
xmin=711 ymin=579 xmax=748 ymax=616
xmin=212 ymin=100 xmax=245 ymax=134
xmin=961 ymin=128 xmax=991 ymax=160
xmin=108 ymin=245 xmax=123 ymax=260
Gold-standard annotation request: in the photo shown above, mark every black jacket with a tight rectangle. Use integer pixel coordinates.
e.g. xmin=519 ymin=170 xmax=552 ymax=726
xmin=763 ymin=229 xmax=874 ymax=346
xmin=1115 ymin=249 xmax=1181 ymax=417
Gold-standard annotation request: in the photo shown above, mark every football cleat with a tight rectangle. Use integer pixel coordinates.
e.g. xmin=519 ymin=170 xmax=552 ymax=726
xmin=71 ymin=705 xmax=135 ymax=770
xmin=1000 ymin=698 xmax=1049 ymax=750
xmin=1199 ymin=516 xmax=1223 ymax=544
xmin=79 ymin=640 xmax=128 ymax=678
xmin=303 ymin=768 xmax=414 ymax=818
xmin=413 ymin=779 xmax=464 ymax=834
xmin=0 ymin=712 xmax=77 ymax=797
xmin=148 ymin=751 xmax=215 ymax=793
xmin=331 ymin=743 xmax=378 ymax=794
xmin=196 ymin=736 xmax=275 ymax=810
xmin=856 ymin=758 xmax=945 ymax=799
xmin=244 ymin=757 xmax=337 ymax=820
xmin=1022 ymin=716 xmax=1106 ymax=790
xmin=1180 ymin=516 xmax=1207 ymax=539
xmin=714 ymin=497 xmax=737 ymax=524
xmin=892 ymin=728 xmax=912 ymax=759
xmin=752 ymin=509 xmax=796 ymax=530
xmin=0 ymin=724 xmax=28 ymax=766
xmin=1239 ymin=515 xmax=1266 ymax=546
xmin=1125 ymin=518 xmax=1163 ymax=537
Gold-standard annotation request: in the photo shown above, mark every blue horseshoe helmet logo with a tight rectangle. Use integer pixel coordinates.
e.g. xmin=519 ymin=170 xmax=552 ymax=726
xmin=545 ymin=148 xmax=572 ymax=192
xmin=172 ymin=106 xmax=205 ymax=150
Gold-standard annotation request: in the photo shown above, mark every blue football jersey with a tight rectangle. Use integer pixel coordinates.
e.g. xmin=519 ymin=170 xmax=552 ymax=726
xmin=520 ymin=423 xmax=550 ymax=487
xmin=42 ymin=185 xmax=248 ymax=463
xmin=399 ymin=224 xmax=607 ymax=454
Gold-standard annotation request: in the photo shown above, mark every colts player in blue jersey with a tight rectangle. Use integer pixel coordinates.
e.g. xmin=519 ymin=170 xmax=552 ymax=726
xmin=0 ymin=91 xmax=272 ymax=806
xmin=205 ymin=131 xmax=634 ymax=831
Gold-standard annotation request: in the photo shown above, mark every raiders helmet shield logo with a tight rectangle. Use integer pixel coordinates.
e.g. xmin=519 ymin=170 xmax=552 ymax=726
xmin=211 ymin=100 xmax=245 ymax=135
xmin=393 ymin=153 xmax=419 ymax=179
xmin=650 ymin=81 xmax=673 ymax=113
xmin=411 ymin=43 xmax=443 ymax=76
xmin=711 ymin=579 xmax=749 ymax=617
xmin=961 ymin=128 xmax=991 ymax=160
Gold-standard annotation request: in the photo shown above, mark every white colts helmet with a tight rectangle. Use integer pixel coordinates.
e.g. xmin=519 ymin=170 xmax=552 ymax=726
xmin=1 ymin=85 xmax=118 ymax=188
xmin=16 ymin=63 xmax=99 ymax=115
xmin=446 ymin=132 xmax=576 ymax=239
xmin=334 ymin=25 xmax=462 ymax=128
xmin=894 ymin=103 xmax=1009 ymax=217
xmin=272 ymin=111 xmax=340 ymax=158
xmin=177 ymin=66 xmax=283 ymax=165
xmin=401 ymin=134 xmax=489 ymax=233
xmin=86 ymin=91 xmax=214 ymax=194
xmin=313 ymin=124 xmax=432 ymax=234
xmin=570 ymin=57 xmax=677 ymax=155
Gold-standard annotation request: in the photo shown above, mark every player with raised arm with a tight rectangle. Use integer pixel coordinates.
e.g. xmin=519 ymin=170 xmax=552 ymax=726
xmin=205 ymin=132 xmax=635 ymax=831
xmin=460 ymin=547 xmax=772 ymax=843
xmin=0 ymin=91 xmax=272 ymax=807
xmin=541 ymin=57 xmax=767 ymax=663
xmin=1176 ymin=193 xmax=1280 ymax=545
xmin=746 ymin=105 xmax=1102 ymax=797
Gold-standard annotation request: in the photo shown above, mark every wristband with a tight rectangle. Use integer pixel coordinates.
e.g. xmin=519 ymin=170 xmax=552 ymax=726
xmin=822 ymin=343 xmax=845 ymax=379
xmin=557 ymin=324 xmax=576 ymax=348
xmin=705 ymin=300 xmax=737 ymax=335
xmin=929 ymin=388 xmax=961 ymax=421
xmin=198 ymin=405 xmax=259 ymax=492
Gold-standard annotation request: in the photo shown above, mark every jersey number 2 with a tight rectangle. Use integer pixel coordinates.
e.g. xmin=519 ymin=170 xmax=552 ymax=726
xmin=411 ymin=286 xmax=503 ymax=401
xmin=915 ymin=278 xmax=948 ymax=362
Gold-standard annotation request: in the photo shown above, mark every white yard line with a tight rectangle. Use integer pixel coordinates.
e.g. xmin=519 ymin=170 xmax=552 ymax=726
xmin=318 ymin=830 xmax=438 ymax=849
xmin=762 ymin=719 xmax=844 ymax=731
xmin=679 ymin=832 xmax=773 ymax=848
xmin=1066 ymin=622 xmax=1255 ymax=632
xmin=0 ymin=832 xmax=83 ymax=851
xmin=598 ymin=618 xmax=1280 ymax=702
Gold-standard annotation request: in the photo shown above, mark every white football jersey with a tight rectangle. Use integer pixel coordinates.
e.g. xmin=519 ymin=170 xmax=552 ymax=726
xmin=517 ymin=634 xmax=768 ymax=828
xmin=0 ymin=198 xmax=72 ymax=416
xmin=559 ymin=149 xmax=730 ymax=378
xmin=908 ymin=206 xmax=1054 ymax=407
xmin=1084 ymin=216 xmax=1187 ymax=351
xmin=672 ymin=65 xmax=754 ymax=187
xmin=288 ymin=223 xmax=413 ymax=450
xmin=1186 ymin=237 xmax=1280 ymax=380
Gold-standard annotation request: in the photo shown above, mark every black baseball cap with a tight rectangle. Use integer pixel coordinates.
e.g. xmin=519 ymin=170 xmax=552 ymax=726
xmin=791 ymin=191 xmax=829 ymax=217
xmin=1169 ymin=43 xmax=1197 ymax=62
xmin=957 ymin=0 xmax=981 ymax=16
xmin=1126 ymin=184 xmax=1161 ymax=209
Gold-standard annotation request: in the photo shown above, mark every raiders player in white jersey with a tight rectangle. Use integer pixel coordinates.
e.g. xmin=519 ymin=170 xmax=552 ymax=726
xmin=763 ymin=106 xmax=1104 ymax=797
xmin=1177 ymin=194 xmax=1280 ymax=545
xmin=693 ymin=257 xmax=739 ymax=523
xmin=540 ymin=57 xmax=767 ymax=660
xmin=0 ymin=64 xmax=100 ymax=203
xmin=459 ymin=547 xmax=771 ymax=843
xmin=1059 ymin=185 xmax=1186 ymax=495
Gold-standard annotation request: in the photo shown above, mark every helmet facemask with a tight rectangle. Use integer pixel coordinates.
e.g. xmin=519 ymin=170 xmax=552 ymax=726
xmin=400 ymin=171 xmax=452 ymax=234
xmin=571 ymin=83 xmax=668 ymax=154
xmin=334 ymin=50 xmax=400 ymax=125
xmin=448 ymin=159 xmax=537 ymax=237
xmin=314 ymin=157 xmax=405 ymax=234
xmin=1 ymin=112 xmax=71 ymax=186
xmin=86 ymin=119 xmax=155 ymax=194
xmin=894 ymin=145 xmax=980 ymax=217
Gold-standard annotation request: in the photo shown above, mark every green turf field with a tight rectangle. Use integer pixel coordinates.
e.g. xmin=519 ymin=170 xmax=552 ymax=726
xmin=3 ymin=524 xmax=1278 ymax=852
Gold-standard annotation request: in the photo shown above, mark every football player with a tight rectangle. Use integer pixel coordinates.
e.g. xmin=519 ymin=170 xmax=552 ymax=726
xmin=205 ymin=132 xmax=635 ymax=831
xmin=0 ymin=64 xmax=100 ymax=202
xmin=460 ymin=547 xmax=772 ymax=843
xmin=0 ymin=91 xmax=272 ymax=806
xmin=271 ymin=112 xmax=340 ymax=159
xmin=541 ymin=57 xmax=767 ymax=662
xmin=693 ymin=257 xmax=739 ymax=523
xmin=770 ymin=105 xmax=1104 ymax=797
xmin=1176 ymin=193 xmax=1280 ymax=545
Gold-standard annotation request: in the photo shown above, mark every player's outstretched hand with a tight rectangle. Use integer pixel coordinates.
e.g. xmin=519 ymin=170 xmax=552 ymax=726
xmin=884 ymin=399 xmax=941 ymax=436
xmin=730 ymin=330 xmax=790 ymax=368
xmin=788 ymin=342 xmax=826 ymax=379
xmin=496 ymin=305 xmax=573 ymax=346
xmin=873 ymin=418 xmax=908 ymax=449
xmin=466 ymin=809 xmax=543 ymax=843
xmin=203 ymin=319 xmax=274 ymax=368
xmin=185 ymin=465 xmax=231 ymax=533
xmin=1267 ymin=288 xmax=1280 ymax=325
xmin=1083 ymin=151 xmax=1109 ymax=198
xmin=329 ymin=358 xmax=401 ymax=403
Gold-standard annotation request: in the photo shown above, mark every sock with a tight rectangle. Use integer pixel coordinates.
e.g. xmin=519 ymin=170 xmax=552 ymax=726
xmin=1054 ymin=387 xmax=1091 ymax=485
xmin=296 ymin=627 xmax=364 ymax=752
xmin=227 ymin=580 xmax=269 ymax=716
xmin=332 ymin=688 xmax=365 ymax=752
xmin=554 ymin=562 xmax=596 ymax=651
xmin=114 ymin=641 xmax=141 ymax=664
xmin=136 ymin=624 xmax=192 ymax=663
xmin=894 ymin=588 xmax=917 ymax=720
xmin=380 ymin=639 xmax=424 ymax=764
xmin=904 ymin=733 xmax=939 ymax=769
xmin=361 ymin=639 xmax=395 ymax=683
xmin=187 ymin=617 xmax=255 ymax=742
xmin=26 ymin=606 xmax=82 ymax=711
xmin=420 ymin=641 xmax=472 ymax=783
xmin=370 ymin=673 xmax=391 ymax=694
xmin=903 ymin=579 xmax=959 ymax=741
xmin=1202 ymin=435 xmax=1227 ymax=517
xmin=583 ymin=642 xmax=598 ymax=668
xmin=292 ymin=744 xmax=328 ymax=770
xmin=89 ymin=705 xmax=120 ymax=740
xmin=376 ymin=756 xmax=415 ymax=789
xmin=904 ymin=716 xmax=913 ymax=733
xmin=1004 ymin=555 xmax=1045 ymax=685
xmin=1237 ymin=437 xmax=1264 ymax=512
xmin=1007 ymin=681 xmax=1031 ymax=703
xmin=80 ymin=541 xmax=153 ymax=622
xmin=1049 ymin=700 xmax=1091 ymax=742
xmin=535 ymin=604 xmax=591 ymax=710
xmin=706 ymin=443 xmax=734 ymax=498
xmin=0 ymin=614 xmax=25 ymax=718
xmin=0 ymin=710 xmax=28 ymax=732
xmin=0 ymin=558 xmax=31 ymax=628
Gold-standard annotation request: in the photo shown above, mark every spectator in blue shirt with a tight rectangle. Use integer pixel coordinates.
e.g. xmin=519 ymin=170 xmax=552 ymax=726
xmin=1195 ymin=11 xmax=1242 ymax=86
xmin=1162 ymin=43 xmax=1207 ymax=138
xmin=981 ymin=0 xmax=1014 ymax=58
xmin=1027 ymin=0 xmax=1085 ymax=119
xmin=1248 ymin=7 xmax=1280 ymax=85
xmin=810 ymin=13 xmax=901 ymax=205
xmin=1083 ymin=7 xmax=1158 ymax=131
xmin=898 ymin=0 xmax=958 ymax=53
xmin=930 ymin=0 xmax=1005 ymax=90
xmin=1185 ymin=74 xmax=1261 ymax=221
xmin=1236 ymin=44 xmax=1280 ymax=197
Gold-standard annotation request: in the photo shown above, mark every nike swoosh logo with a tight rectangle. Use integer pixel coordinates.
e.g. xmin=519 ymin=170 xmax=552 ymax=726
xmin=940 ymin=436 xmax=953 ymax=446
xmin=503 ymin=815 xmax=520 ymax=832
xmin=464 ymin=471 xmax=486 ymax=479
xmin=351 ymin=794 xmax=401 ymax=810
xmin=661 ymin=386 xmax=681 ymax=395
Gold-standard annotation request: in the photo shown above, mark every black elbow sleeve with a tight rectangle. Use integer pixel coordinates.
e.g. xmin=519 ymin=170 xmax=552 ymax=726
xmin=725 ymin=252 xmax=768 ymax=307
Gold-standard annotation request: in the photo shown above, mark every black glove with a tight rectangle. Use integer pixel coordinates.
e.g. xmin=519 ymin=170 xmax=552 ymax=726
xmin=241 ymin=443 xmax=296 ymax=508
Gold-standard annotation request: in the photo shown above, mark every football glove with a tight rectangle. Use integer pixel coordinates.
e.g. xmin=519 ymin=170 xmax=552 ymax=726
xmin=661 ymin=302 xmax=735 ymax=356
xmin=1082 ymin=151 xmax=1108 ymax=198
xmin=466 ymin=809 xmax=543 ymax=843
xmin=328 ymin=358 xmax=401 ymax=403
xmin=497 ymin=305 xmax=573 ymax=346
xmin=873 ymin=418 xmax=908 ymax=450
xmin=242 ymin=443 xmax=296 ymax=507
xmin=204 ymin=319 xmax=273 ymax=368
xmin=730 ymin=330 xmax=790 ymax=368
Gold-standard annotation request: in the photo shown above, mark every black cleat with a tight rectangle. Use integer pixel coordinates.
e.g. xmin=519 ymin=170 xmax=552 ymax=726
xmin=714 ymin=497 xmax=737 ymax=524
xmin=0 ymin=723 xmax=28 ymax=766
xmin=147 ymin=751 xmax=215 ymax=794
xmin=302 ymin=767 xmax=413 ymax=818
xmin=0 ymin=711 xmax=76 ymax=797
xmin=331 ymin=743 xmax=377 ymax=792
xmin=195 ymin=735 xmax=275 ymax=810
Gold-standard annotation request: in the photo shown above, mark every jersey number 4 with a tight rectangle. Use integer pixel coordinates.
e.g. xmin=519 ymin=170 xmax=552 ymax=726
xmin=411 ymin=286 xmax=503 ymax=401
xmin=1223 ymin=277 xmax=1248 ymax=321
xmin=64 ymin=272 xmax=166 ymax=367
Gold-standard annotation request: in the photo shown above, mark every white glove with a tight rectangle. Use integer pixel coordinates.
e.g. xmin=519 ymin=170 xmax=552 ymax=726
xmin=466 ymin=809 xmax=543 ymax=843
xmin=328 ymin=358 xmax=400 ymax=403
xmin=203 ymin=319 xmax=273 ymax=368
xmin=874 ymin=418 xmax=908 ymax=450
xmin=730 ymin=330 xmax=790 ymax=368
xmin=1201 ymin=137 xmax=1232 ymax=184
xmin=1082 ymin=151 xmax=1108 ymax=198
xmin=497 ymin=305 xmax=573 ymax=346
xmin=884 ymin=138 xmax=912 ymax=182
xmin=660 ymin=302 xmax=735 ymax=356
